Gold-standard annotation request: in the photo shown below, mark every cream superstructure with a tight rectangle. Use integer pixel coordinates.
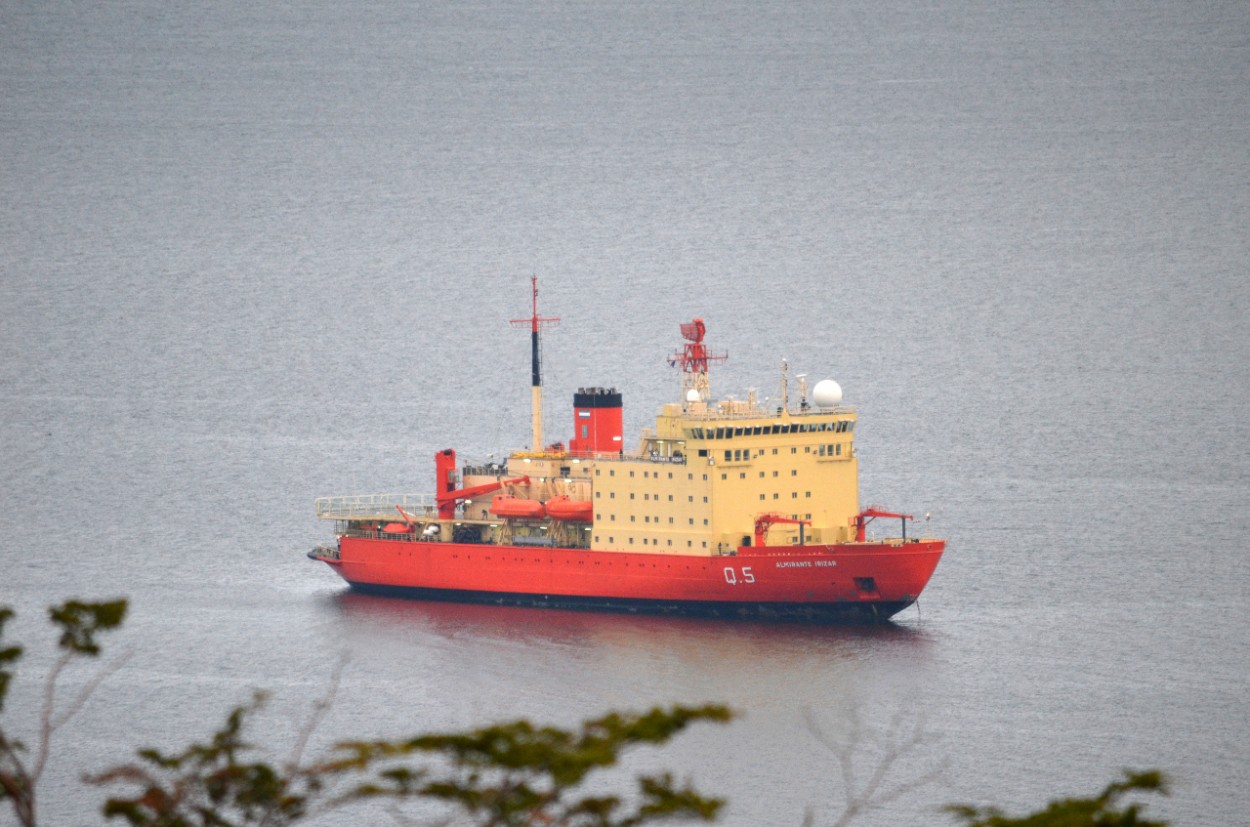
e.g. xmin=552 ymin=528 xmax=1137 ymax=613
xmin=452 ymin=389 xmax=858 ymax=556
xmin=589 ymin=396 xmax=857 ymax=553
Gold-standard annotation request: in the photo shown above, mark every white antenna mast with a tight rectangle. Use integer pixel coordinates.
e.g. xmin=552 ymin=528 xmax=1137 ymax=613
xmin=778 ymin=359 xmax=789 ymax=414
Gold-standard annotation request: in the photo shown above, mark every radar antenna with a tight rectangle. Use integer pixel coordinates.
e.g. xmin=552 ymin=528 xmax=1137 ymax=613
xmin=669 ymin=318 xmax=726 ymax=403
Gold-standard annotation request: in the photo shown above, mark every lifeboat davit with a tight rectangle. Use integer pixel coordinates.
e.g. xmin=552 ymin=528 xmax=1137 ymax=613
xmin=546 ymin=495 xmax=592 ymax=522
xmin=489 ymin=494 xmax=546 ymax=520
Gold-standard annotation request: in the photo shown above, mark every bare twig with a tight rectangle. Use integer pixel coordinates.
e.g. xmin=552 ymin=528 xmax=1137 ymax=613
xmin=803 ymin=704 xmax=946 ymax=827
xmin=0 ymin=737 xmax=35 ymax=826
xmin=32 ymin=647 xmax=132 ymax=787
xmin=286 ymin=651 xmax=349 ymax=774
xmin=49 ymin=648 xmax=133 ymax=733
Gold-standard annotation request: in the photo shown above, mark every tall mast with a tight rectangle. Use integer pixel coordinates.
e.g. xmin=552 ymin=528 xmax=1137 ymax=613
xmin=510 ymin=277 xmax=560 ymax=451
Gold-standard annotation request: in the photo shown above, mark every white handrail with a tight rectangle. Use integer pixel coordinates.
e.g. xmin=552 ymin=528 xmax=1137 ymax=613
xmin=314 ymin=493 xmax=439 ymax=520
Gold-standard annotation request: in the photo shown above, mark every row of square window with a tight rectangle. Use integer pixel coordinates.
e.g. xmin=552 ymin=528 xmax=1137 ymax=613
xmin=689 ymin=421 xmax=854 ymax=439
xmin=596 ymin=491 xmax=709 ymax=502
xmin=592 ymin=443 xmax=848 ymax=479
xmin=597 ymin=468 xmax=690 ymax=479
xmin=597 ymin=537 xmax=710 ymax=548
xmin=721 ymin=469 xmax=798 ymax=479
xmin=596 ymin=489 xmax=811 ymax=502
xmin=724 ymin=444 xmax=844 ymax=462
xmin=598 ymin=515 xmax=710 ymax=525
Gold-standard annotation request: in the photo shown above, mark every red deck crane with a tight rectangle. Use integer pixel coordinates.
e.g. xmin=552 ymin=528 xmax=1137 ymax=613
xmin=434 ymin=448 xmax=531 ymax=519
xmin=852 ymin=506 xmax=914 ymax=543
xmin=754 ymin=512 xmax=812 ymax=547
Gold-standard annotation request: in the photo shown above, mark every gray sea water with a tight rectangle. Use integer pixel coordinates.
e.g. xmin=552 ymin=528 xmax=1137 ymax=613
xmin=3 ymin=1 xmax=1248 ymax=824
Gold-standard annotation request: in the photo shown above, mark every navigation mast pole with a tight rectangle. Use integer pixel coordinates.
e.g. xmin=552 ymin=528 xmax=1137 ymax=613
xmin=511 ymin=277 xmax=560 ymax=452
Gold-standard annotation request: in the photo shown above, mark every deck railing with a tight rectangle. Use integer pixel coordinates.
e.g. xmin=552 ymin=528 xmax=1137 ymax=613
xmin=676 ymin=403 xmax=855 ymax=421
xmin=314 ymin=492 xmax=440 ymax=520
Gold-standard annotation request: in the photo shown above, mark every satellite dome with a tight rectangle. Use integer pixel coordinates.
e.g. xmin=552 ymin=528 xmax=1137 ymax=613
xmin=686 ymin=389 xmax=701 ymax=403
xmin=812 ymin=379 xmax=843 ymax=408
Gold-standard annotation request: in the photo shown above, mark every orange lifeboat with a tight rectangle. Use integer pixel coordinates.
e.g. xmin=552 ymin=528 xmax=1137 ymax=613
xmin=489 ymin=494 xmax=546 ymax=520
xmin=546 ymin=495 xmax=592 ymax=522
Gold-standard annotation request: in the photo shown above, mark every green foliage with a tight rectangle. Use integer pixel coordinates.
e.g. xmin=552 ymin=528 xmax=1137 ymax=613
xmin=2 ymin=599 xmax=1179 ymax=827
xmin=0 ymin=607 xmax=23 ymax=714
xmin=334 ymin=704 xmax=733 ymax=826
xmin=2 ymin=599 xmax=128 ymax=827
xmin=88 ymin=692 xmax=322 ymax=827
xmin=944 ymin=769 xmax=1169 ymax=827
xmin=1 ymin=605 xmax=32 ymax=823
xmin=92 ymin=699 xmax=731 ymax=827
xmin=48 ymin=599 xmax=128 ymax=656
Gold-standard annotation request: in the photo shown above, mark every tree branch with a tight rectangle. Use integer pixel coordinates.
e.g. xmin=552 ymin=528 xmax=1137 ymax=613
xmin=804 ymin=705 xmax=945 ymax=827
xmin=286 ymin=651 xmax=348 ymax=774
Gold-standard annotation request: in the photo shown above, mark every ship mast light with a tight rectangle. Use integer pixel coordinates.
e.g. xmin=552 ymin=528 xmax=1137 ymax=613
xmin=510 ymin=276 xmax=560 ymax=452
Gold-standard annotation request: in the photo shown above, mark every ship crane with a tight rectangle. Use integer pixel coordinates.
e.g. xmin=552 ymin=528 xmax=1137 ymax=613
xmin=436 ymin=474 xmax=532 ymax=519
xmin=395 ymin=505 xmax=419 ymax=527
xmin=754 ymin=512 xmax=812 ymax=547
xmin=852 ymin=506 xmax=914 ymax=543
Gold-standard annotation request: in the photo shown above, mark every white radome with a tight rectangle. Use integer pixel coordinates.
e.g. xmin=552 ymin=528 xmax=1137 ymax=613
xmin=686 ymin=389 xmax=701 ymax=403
xmin=812 ymin=379 xmax=843 ymax=408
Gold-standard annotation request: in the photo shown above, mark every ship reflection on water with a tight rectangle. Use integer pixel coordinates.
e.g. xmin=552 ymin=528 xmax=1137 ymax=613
xmin=325 ymin=589 xmax=936 ymax=694
xmin=331 ymin=589 xmax=931 ymax=637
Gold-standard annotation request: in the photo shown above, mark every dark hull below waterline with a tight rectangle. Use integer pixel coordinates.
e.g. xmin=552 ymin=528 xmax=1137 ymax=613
xmin=345 ymin=581 xmax=915 ymax=623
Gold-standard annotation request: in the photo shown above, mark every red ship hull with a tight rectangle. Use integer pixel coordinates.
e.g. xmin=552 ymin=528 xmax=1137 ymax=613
xmin=312 ymin=536 xmax=944 ymax=622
